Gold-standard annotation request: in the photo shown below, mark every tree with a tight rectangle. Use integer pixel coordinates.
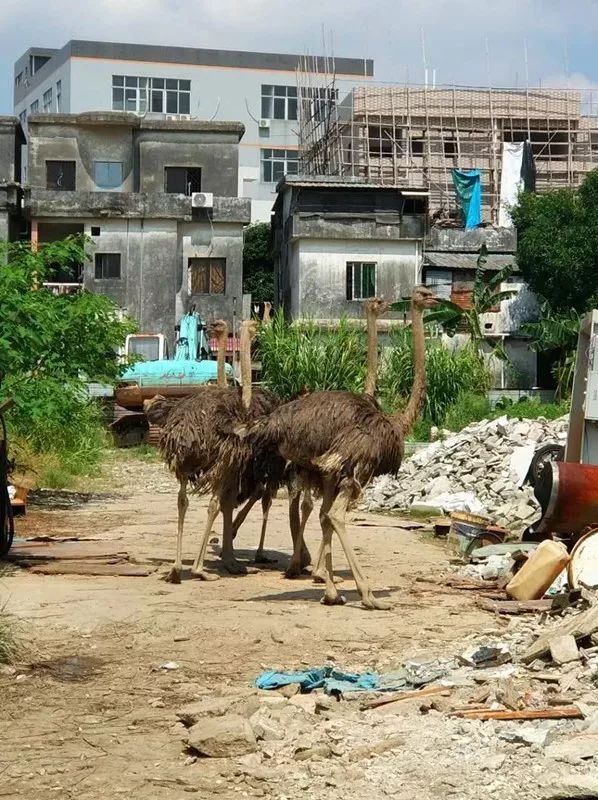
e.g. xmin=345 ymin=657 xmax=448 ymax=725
xmin=523 ymin=305 xmax=581 ymax=399
xmin=243 ymin=222 xmax=274 ymax=303
xmin=511 ymin=170 xmax=598 ymax=313
xmin=0 ymin=236 xmax=136 ymax=437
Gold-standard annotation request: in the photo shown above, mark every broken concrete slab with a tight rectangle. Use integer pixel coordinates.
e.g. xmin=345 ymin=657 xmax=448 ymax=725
xmin=184 ymin=714 xmax=257 ymax=758
xmin=522 ymin=606 xmax=598 ymax=663
xmin=550 ymin=634 xmax=581 ymax=665
xmin=540 ymin=774 xmax=598 ymax=799
xmin=545 ymin=733 xmax=598 ymax=763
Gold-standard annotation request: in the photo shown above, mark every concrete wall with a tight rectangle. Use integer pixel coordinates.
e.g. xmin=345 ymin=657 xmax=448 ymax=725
xmin=136 ymin=130 xmax=238 ymax=196
xmin=28 ymin=121 xmax=135 ymax=191
xmin=293 ymin=237 xmax=420 ymax=320
xmin=179 ymin=221 xmax=244 ymax=323
xmin=78 ymin=218 xmax=179 ymax=340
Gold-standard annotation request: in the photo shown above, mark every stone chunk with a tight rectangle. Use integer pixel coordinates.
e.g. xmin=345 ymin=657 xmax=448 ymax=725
xmin=540 ymin=775 xmax=598 ymax=799
xmin=549 ymin=634 xmax=580 ymax=665
xmin=184 ymin=714 xmax=257 ymax=758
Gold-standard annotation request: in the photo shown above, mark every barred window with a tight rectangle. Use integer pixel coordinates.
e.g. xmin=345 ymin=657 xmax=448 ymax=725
xmin=346 ymin=262 xmax=376 ymax=300
xmin=95 ymin=253 xmax=121 ymax=279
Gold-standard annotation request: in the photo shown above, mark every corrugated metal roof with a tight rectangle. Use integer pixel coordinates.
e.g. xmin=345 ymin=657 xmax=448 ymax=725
xmin=424 ymin=251 xmax=516 ymax=271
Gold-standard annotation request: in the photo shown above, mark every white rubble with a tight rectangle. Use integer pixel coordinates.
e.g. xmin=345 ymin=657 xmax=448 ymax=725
xmin=364 ymin=415 xmax=569 ymax=530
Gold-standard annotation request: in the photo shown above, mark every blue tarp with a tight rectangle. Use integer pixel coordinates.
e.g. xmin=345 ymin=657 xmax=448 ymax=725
xmin=452 ymin=169 xmax=482 ymax=229
xmin=255 ymin=667 xmax=378 ymax=694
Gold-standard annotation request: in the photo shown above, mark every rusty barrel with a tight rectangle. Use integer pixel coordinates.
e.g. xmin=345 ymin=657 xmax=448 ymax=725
xmin=534 ymin=461 xmax=598 ymax=535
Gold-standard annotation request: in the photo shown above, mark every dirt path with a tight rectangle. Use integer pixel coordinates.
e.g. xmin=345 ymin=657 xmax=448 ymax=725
xmin=0 ymin=460 xmax=525 ymax=799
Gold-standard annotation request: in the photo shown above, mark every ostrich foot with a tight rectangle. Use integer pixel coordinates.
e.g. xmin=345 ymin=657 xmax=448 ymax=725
xmin=284 ymin=561 xmax=311 ymax=579
xmin=361 ymin=594 xmax=392 ymax=611
xmin=321 ymin=593 xmax=346 ymax=606
xmin=254 ymin=551 xmax=278 ymax=565
xmin=221 ymin=557 xmax=258 ymax=575
xmin=189 ymin=569 xmax=220 ymax=582
xmin=162 ymin=566 xmax=181 ymax=584
xmin=312 ymin=571 xmax=343 ymax=585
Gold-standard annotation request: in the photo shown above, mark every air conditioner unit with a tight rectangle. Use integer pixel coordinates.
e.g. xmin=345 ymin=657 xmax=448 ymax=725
xmin=191 ymin=192 xmax=214 ymax=209
xmin=258 ymin=118 xmax=271 ymax=129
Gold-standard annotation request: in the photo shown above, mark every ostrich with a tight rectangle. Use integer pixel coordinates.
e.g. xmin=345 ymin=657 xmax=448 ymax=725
xmin=248 ymin=287 xmax=438 ymax=609
xmin=285 ymin=296 xmax=390 ymax=580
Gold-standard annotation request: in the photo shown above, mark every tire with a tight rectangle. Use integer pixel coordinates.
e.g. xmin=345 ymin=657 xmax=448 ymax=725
xmin=528 ymin=443 xmax=565 ymax=488
xmin=0 ymin=487 xmax=14 ymax=559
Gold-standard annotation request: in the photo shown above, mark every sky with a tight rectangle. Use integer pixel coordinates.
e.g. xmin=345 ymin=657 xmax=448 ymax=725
xmin=2 ymin=0 xmax=598 ymax=113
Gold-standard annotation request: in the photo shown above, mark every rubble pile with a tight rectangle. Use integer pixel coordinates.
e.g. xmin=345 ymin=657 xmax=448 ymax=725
xmin=364 ymin=415 xmax=569 ymax=528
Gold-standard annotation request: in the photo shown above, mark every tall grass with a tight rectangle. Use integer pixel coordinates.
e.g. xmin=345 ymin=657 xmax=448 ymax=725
xmin=378 ymin=327 xmax=492 ymax=424
xmin=258 ymin=312 xmax=367 ymax=399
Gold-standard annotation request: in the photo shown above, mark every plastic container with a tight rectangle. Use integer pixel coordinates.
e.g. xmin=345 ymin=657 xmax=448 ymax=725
xmin=506 ymin=540 xmax=570 ymax=601
xmin=448 ymin=511 xmax=493 ymax=558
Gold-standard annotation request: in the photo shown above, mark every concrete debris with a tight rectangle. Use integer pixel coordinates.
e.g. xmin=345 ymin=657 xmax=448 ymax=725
xmin=497 ymin=723 xmax=554 ymax=747
xmin=545 ymin=733 xmax=598 ymax=763
xmin=364 ymin=415 xmax=568 ymax=529
xmin=184 ymin=714 xmax=258 ymax=758
xmin=550 ymin=634 xmax=581 ymax=665
xmin=540 ymin=775 xmax=598 ymax=799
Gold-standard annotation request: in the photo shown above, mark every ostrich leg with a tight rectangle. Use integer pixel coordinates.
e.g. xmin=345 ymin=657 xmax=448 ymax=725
xmin=318 ymin=479 xmax=344 ymax=605
xmin=189 ymin=495 xmax=221 ymax=581
xmin=163 ymin=479 xmax=188 ymax=584
xmin=327 ymin=484 xmax=391 ymax=611
xmin=254 ymin=489 xmax=277 ymax=564
xmin=220 ymin=488 xmax=257 ymax=574
xmin=231 ymin=490 xmax=261 ymax=539
xmin=285 ymin=489 xmax=313 ymax=578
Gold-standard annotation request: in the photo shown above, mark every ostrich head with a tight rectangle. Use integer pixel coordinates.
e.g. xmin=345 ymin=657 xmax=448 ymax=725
xmin=208 ymin=319 xmax=228 ymax=339
xmin=364 ymin=297 xmax=391 ymax=317
xmin=412 ymin=286 xmax=440 ymax=310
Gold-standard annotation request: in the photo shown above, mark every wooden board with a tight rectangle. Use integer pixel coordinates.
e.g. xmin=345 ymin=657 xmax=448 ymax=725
xmin=450 ymin=705 xmax=582 ymax=721
xmin=477 ymin=598 xmax=554 ymax=615
xmin=29 ymin=561 xmax=155 ymax=577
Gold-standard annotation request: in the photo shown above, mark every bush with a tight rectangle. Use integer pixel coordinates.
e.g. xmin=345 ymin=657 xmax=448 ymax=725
xmin=379 ymin=327 xmax=492 ymax=424
xmin=258 ymin=312 xmax=366 ymax=399
xmin=443 ymin=391 xmax=492 ymax=432
xmin=492 ymin=396 xmax=569 ymax=421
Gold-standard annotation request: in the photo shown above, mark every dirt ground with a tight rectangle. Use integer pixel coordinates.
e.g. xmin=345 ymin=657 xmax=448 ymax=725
xmin=0 ymin=458 xmax=580 ymax=799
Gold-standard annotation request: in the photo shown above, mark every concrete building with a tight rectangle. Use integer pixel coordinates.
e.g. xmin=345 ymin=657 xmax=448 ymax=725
xmin=24 ymin=111 xmax=250 ymax=342
xmin=423 ymin=227 xmax=538 ymax=389
xmin=272 ymin=176 xmax=427 ymax=322
xmin=0 ymin=117 xmax=24 ymax=243
xmin=13 ymin=41 xmax=373 ymax=221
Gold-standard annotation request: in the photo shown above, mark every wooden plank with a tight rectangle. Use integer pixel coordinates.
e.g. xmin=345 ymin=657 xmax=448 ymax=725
xmin=522 ymin=606 xmax=598 ymax=663
xmin=29 ymin=562 xmax=155 ymax=577
xmin=9 ymin=542 xmax=129 ymax=562
xmin=361 ymin=685 xmax=449 ymax=710
xmin=450 ymin=705 xmax=582 ymax=721
xmin=477 ymin=598 xmax=554 ymax=615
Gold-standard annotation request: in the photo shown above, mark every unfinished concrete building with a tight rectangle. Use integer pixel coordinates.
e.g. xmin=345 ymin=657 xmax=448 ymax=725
xmin=24 ymin=112 xmax=250 ymax=342
xmin=299 ymin=82 xmax=598 ymax=224
xmin=0 ymin=117 xmax=25 ymax=243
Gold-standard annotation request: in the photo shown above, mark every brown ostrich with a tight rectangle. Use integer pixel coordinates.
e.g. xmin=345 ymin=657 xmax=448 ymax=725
xmin=151 ymin=319 xmax=263 ymax=582
xmin=285 ymin=296 xmax=390 ymax=580
xmin=248 ymin=287 xmax=438 ymax=609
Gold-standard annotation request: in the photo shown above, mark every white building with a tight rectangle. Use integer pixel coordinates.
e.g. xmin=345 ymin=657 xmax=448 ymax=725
xmin=14 ymin=41 xmax=373 ymax=221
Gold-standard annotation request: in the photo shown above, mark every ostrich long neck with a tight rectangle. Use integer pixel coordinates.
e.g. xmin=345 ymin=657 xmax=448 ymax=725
xmin=396 ymin=303 xmax=426 ymax=433
xmin=239 ymin=324 xmax=253 ymax=409
xmin=364 ymin=307 xmax=379 ymax=397
xmin=216 ymin=326 xmax=228 ymax=388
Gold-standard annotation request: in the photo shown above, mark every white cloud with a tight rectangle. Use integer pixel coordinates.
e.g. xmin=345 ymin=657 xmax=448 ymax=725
xmin=2 ymin=0 xmax=598 ymax=111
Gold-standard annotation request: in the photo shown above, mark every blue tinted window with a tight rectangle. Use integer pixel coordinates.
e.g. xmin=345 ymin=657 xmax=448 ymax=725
xmin=95 ymin=161 xmax=123 ymax=190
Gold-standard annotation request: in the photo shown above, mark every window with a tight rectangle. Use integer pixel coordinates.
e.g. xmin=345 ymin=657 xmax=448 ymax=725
xmin=346 ymin=262 xmax=376 ymax=301
xmin=46 ymin=160 xmax=76 ymax=190
xmin=91 ymin=226 xmax=101 ymax=237
xmin=261 ymin=85 xmax=297 ymax=120
xmin=94 ymin=253 xmax=121 ymax=279
xmin=164 ymin=166 xmax=201 ymax=195
xmin=112 ymin=75 xmax=190 ymax=114
xmin=424 ymin=269 xmax=452 ymax=300
xmin=444 ymin=139 xmax=457 ymax=157
xmin=15 ymin=72 xmax=23 ymax=87
xmin=261 ymin=149 xmax=299 ymax=182
xmin=188 ymin=258 xmax=226 ymax=294
xmin=94 ymin=161 xmax=123 ymax=190
xmin=56 ymin=80 xmax=62 ymax=112
xmin=411 ymin=138 xmax=425 ymax=157
xmin=30 ymin=100 xmax=39 ymax=114
xmin=368 ymin=125 xmax=399 ymax=157
xmin=42 ymin=88 xmax=52 ymax=112
xmin=18 ymin=110 xmax=26 ymax=126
